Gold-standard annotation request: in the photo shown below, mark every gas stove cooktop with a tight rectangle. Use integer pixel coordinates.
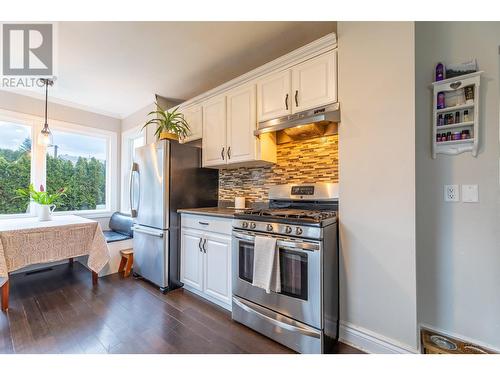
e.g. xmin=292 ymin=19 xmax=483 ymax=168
xmin=235 ymin=208 xmax=337 ymax=225
xmin=233 ymin=183 xmax=339 ymax=237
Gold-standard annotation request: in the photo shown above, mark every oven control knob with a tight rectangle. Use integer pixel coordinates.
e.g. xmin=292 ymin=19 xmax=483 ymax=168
xmin=295 ymin=227 xmax=303 ymax=235
xmin=242 ymin=221 xmax=249 ymax=228
xmin=285 ymin=226 xmax=292 ymax=234
xmin=250 ymin=222 xmax=256 ymax=229
xmin=266 ymin=224 xmax=273 ymax=232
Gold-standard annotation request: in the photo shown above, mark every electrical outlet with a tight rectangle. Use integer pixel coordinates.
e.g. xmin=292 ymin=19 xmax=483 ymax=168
xmin=444 ymin=185 xmax=460 ymax=202
xmin=462 ymin=184 xmax=479 ymax=203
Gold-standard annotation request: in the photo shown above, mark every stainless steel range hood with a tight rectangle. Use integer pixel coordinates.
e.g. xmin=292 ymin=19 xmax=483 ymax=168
xmin=254 ymin=103 xmax=340 ymax=143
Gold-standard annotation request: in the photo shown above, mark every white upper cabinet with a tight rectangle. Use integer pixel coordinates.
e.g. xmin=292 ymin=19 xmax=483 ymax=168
xmin=257 ymin=70 xmax=292 ymax=122
xmin=257 ymin=51 xmax=337 ymax=121
xmin=226 ymin=84 xmax=257 ymax=164
xmin=179 ymin=104 xmax=203 ymax=143
xmin=202 ymin=84 xmax=276 ymax=168
xmin=292 ymin=50 xmax=337 ymax=113
xmin=202 ymin=95 xmax=227 ymax=167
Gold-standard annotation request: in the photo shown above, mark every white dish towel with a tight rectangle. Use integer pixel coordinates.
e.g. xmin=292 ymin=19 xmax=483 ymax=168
xmin=252 ymin=236 xmax=280 ymax=294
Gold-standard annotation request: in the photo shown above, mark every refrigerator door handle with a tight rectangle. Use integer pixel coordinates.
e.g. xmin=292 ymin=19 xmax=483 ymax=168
xmin=133 ymin=225 xmax=164 ymax=238
xmin=130 ymin=162 xmax=139 ymax=217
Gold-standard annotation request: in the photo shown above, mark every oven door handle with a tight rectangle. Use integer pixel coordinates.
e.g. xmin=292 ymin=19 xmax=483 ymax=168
xmin=233 ymin=233 xmax=319 ymax=251
xmin=233 ymin=233 xmax=256 ymax=242
xmin=232 ymin=297 xmax=321 ymax=338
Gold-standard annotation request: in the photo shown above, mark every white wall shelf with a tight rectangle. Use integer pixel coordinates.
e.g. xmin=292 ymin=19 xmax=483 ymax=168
xmin=436 ymin=121 xmax=474 ymax=131
xmin=437 ymin=138 xmax=474 ymax=147
xmin=431 ymin=71 xmax=482 ymax=158
xmin=436 ymin=103 xmax=474 ymax=114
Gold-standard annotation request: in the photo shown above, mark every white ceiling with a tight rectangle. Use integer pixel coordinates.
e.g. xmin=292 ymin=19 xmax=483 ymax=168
xmin=8 ymin=22 xmax=335 ymax=119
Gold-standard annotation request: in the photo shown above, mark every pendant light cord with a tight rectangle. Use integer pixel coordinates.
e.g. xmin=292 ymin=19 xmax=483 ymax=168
xmin=44 ymin=79 xmax=48 ymax=126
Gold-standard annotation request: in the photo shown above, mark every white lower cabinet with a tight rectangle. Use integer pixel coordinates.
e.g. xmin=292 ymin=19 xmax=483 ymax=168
xmin=180 ymin=214 xmax=232 ymax=310
xmin=203 ymin=233 xmax=232 ymax=306
xmin=180 ymin=228 xmax=204 ymax=292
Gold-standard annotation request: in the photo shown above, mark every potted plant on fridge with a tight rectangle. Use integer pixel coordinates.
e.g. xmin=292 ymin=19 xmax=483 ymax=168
xmin=16 ymin=184 xmax=66 ymax=221
xmin=142 ymin=102 xmax=190 ymax=141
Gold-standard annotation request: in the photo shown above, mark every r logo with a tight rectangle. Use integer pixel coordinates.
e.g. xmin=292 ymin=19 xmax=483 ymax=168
xmin=2 ymin=24 xmax=53 ymax=76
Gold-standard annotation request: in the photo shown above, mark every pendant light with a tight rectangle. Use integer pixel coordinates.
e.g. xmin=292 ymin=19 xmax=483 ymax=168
xmin=39 ymin=78 xmax=54 ymax=146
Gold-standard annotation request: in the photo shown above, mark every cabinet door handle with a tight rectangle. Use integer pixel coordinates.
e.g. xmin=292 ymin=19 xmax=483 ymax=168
xmin=202 ymin=238 xmax=207 ymax=253
xmin=198 ymin=237 xmax=203 ymax=252
xmin=285 ymin=93 xmax=289 ymax=110
xmin=295 ymin=90 xmax=299 ymax=107
xmin=227 ymin=146 xmax=231 ymax=159
xmin=221 ymin=147 xmax=225 ymax=160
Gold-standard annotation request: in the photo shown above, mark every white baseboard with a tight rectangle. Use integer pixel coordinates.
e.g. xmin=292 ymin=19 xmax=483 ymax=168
xmin=339 ymin=321 xmax=418 ymax=354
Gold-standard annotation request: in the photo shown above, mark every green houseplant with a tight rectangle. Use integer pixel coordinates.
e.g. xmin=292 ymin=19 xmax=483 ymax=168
xmin=142 ymin=102 xmax=190 ymax=141
xmin=16 ymin=184 xmax=66 ymax=221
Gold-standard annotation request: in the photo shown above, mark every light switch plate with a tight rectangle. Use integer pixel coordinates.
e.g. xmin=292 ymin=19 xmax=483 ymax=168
xmin=444 ymin=185 xmax=460 ymax=202
xmin=462 ymin=184 xmax=479 ymax=203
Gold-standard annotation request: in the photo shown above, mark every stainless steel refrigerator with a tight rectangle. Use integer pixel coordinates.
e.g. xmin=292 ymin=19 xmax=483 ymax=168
xmin=130 ymin=140 xmax=218 ymax=292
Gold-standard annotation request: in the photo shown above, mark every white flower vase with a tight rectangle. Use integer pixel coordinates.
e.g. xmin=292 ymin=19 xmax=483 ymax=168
xmin=37 ymin=204 xmax=56 ymax=221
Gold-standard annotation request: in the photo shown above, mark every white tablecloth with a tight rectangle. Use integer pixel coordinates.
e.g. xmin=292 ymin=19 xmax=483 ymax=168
xmin=0 ymin=215 xmax=110 ymax=285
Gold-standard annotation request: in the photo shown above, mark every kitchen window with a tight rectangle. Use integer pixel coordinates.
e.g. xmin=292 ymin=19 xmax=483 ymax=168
xmin=0 ymin=110 xmax=117 ymax=218
xmin=45 ymin=129 xmax=109 ymax=212
xmin=0 ymin=120 xmax=33 ymax=215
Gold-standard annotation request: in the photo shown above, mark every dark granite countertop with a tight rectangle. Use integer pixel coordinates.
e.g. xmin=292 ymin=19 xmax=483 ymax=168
xmin=177 ymin=207 xmax=248 ymax=219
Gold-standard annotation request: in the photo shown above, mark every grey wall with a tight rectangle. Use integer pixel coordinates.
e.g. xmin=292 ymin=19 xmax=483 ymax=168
xmin=338 ymin=22 xmax=418 ymax=351
xmin=0 ymin=90 xmax=121 ymax=132
xmin=415 ymin=22 xmax=500 ymax=350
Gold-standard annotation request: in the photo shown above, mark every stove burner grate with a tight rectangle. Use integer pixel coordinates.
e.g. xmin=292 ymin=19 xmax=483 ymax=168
xmin=242 ymin=209 xmax=336 ymax=223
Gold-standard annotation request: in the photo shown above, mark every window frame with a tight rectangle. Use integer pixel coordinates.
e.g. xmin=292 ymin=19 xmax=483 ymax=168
xmin=0 ymin=109 xmax=118 ymax=219
xmin=120 ymin=124 xmax=145 ymax=214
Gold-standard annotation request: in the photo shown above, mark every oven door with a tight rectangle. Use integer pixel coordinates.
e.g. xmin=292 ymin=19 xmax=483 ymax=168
xmin=232 ymin=230 xmax=321 ymax=329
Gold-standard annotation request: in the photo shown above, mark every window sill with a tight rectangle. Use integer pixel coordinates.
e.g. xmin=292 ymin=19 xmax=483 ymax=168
xmin=54 ymin=211 xmax=114 ymax=219
xmin=0 ymin=210 xmax=116 ymax=220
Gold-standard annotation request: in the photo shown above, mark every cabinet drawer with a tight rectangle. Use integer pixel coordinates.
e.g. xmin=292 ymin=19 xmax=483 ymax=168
xmin=181 ymin=214 xmax=233 ymax=235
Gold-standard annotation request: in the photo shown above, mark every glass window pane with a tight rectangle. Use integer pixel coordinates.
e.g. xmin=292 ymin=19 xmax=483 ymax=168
xmin=132 ymin=135 xmax=144 ymax=156
xmin=46 ymin=130 xmax=107 ymax=212
xmin=0 ymin=121 xmax=32 ymax=214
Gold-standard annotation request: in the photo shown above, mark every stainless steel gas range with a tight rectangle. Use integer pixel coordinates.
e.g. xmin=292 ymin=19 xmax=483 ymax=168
xmin=231 ymin=183 xmax=339 ymax=354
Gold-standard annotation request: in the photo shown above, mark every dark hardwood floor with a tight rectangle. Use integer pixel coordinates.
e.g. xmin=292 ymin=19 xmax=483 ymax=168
xmin=0 ymin=263 xmax=363 ymax=354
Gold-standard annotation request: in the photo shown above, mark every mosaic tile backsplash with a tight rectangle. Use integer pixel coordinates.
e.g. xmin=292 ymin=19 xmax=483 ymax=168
xmin=219 ymin=135 xmax=339 ymax=203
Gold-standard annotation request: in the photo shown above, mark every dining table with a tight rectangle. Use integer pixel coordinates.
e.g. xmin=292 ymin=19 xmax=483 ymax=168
xmin=0 ymin=215 xmax=110 ymax=311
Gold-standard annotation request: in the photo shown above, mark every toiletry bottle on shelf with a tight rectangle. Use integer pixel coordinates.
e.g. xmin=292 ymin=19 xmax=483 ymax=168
xmin=463 ymin=110 xmax=470 ymax=122
xmin=435 ymin=63 xmax=445 ymax=81
xmin=438 ymin=114 xmax=444 ymax=126
xmin=464 ymin=85 xmax=474 ymax=104
xmin=455 ymin=111 xmax=460 ymax=124
xmin=437 ymin=92 xmax=445 ymax=109
xmin=457 ymin=88 xmax=466 ymax=105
